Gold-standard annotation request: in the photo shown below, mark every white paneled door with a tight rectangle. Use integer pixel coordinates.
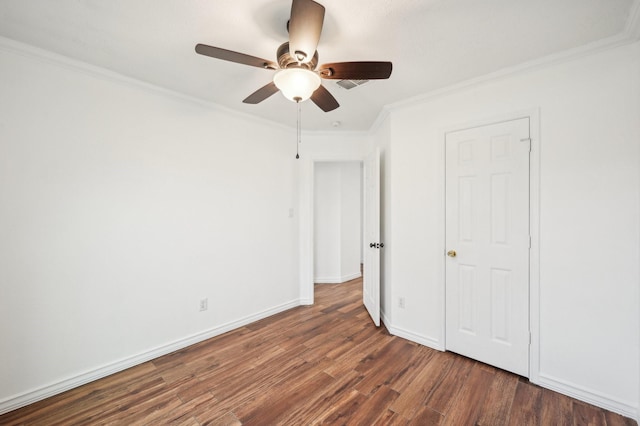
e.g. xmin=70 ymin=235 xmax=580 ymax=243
xmin=445 ymin=118 xmax=530 ymax=377
xmin=363 ymin=148 xmax=381 ymax=327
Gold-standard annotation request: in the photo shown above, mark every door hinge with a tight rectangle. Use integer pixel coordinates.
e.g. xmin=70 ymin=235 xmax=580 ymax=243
xmin=529 ymin=235 xmax=532 ymax=249
xmin=520 ymin=137 xmax=532 ymax=152
xmin=529 ymin=332 xmax=532 ymax=345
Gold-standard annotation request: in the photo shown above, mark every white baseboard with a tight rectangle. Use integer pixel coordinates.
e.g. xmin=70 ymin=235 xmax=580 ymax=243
xmin=381 ymin=312 xmax=637 ymax=421
xmin=381 ymin=313 xmax=444 ymax=351
xmin=0 ymin=299 xmax=301 ymax=416
xmin=381 ymin=310 xmax=391 ymax=330
xmin=314 ymin=271 xmax=362 ymax=284
xmin=535 ymin=373 xmax=638 ymax=421
xmin=314 ymin=277 xmax=339 ymax=284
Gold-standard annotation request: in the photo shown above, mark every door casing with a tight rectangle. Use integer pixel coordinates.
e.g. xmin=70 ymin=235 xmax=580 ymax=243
xmin=298 ymin=153 xmax=366 ymax=306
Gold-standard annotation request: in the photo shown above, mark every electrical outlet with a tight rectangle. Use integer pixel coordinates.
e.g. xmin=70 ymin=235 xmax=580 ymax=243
xmin=199 ymin=298 xmax=208 ymax=312
xmin=399 ymin=297 xmax=405 ymax=309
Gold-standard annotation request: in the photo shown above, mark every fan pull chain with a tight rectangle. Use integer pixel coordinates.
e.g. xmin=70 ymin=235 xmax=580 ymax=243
xmin=295 ymin=97 xmax=301 ymax=159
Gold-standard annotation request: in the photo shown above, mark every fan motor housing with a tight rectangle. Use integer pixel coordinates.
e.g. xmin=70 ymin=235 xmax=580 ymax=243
xmin=277 ymin=42 xmax=318 ymax=70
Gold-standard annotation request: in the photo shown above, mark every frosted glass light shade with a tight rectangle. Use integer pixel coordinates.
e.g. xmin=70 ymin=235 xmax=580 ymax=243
xmin=273 ymin=68 xmax=321 ymax=102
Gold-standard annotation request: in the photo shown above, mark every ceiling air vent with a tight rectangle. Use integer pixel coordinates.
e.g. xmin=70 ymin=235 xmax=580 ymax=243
xmin=336 ymin=79 xmax=369 ymax=90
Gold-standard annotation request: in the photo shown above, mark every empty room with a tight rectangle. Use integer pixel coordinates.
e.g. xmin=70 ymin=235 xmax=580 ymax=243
xmin=0 ymin=0 xmax=639 ymax=424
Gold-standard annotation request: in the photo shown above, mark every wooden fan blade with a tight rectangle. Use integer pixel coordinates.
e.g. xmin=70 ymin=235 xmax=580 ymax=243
xmin=288 ymin=0 xmax=325 ymax=64
xmin=195 ymin=44 xmax=278 ymax=70
xmin=318 ymin=62 xmax=393 ymax=80
xmin=310 ymin=85 xmax=339 ymax=112
xmin=243 ymin=82 xmax=280 ymax=104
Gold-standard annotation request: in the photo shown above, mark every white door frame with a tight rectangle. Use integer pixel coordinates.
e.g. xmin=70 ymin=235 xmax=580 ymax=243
xmin=439 ymin=108 xmax=541 ymax=383
xmin=298 ymin=153 xmax=365 ymax=306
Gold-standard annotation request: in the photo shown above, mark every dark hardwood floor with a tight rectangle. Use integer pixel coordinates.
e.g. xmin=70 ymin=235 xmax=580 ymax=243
xmin=1 ymin=277 xmax=636 ymax=425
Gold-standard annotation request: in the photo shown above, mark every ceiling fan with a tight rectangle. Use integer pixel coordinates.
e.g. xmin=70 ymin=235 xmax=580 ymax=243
xmin=195 ymin=0 xmax=392 ymax=112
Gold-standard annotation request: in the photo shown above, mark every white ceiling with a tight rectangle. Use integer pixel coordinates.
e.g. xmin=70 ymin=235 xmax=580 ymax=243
xmin=0 ymin=0 xmax=638 ymax=132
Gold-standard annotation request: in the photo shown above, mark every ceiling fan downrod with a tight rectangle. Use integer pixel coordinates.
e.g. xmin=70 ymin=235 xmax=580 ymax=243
xmin=295 ymin=98 xmax=302 ymax=159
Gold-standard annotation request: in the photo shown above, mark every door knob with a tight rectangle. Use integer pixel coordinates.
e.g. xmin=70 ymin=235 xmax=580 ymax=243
xmin=447 ymin=250 xmax=457 ymax=257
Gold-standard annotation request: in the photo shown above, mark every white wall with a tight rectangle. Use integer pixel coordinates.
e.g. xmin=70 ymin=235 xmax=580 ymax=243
xmin=313 ymin=162 xmax=362 ymax=283
xmin=360 ymin=162 xmax=364 ymax=263
xmin=0 ymin=40 xmax=300 ymax=413
xmin=340 ymin=163 xmax=362 ymax=280
xmin=300 ymin=132 xmax=369 ymax=159
xmin=636 ymin=38 xmax=640 ymax=426
xmin=375 ymin=41 xmax=640 ymax=418
xmin=314 ymin=163 xmax=341 ymax=280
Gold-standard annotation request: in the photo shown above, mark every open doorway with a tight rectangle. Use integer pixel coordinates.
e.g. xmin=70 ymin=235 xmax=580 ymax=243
xmin=313 ymin=161 xmax=363 ymax=284
xmin=299 ymin=151 xmax=381 ymax=328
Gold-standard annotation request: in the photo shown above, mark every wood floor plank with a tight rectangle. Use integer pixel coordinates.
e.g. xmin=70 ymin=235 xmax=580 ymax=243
xmin=236 ymin=371 xmax=336 ymax=425
xmin=371 ymin=409 xmax=407 ymax=426
xmin=388 ymin=345 xmax=435 ymax=394
xmin=323 ymin=330 xmax=394 ymax=378
xmin=440 ymin=365 xmax=493 ymax=425
xmin=573 ymin=401 xmax=607 ymax=426
xmin=7 ymin=364 xmax=162 ymax=426
xmin=507 ymin=380 xmax=543 ymax=425
xmin=539 ymin=386 xmax=574 ymax=426
xmin=347 ymin=385 xmax=400 ymax=425
xmin=79 ymin=376 xmax=175 ymax=425
xmin=153 ymin=392 xmax=217 ymax=425
xmin=276 ymin=370 xmax=365 ymax=425
xmin=354 ymin=340 xmax=417 ymax=395
xmin=1 ymin=277 xmax=636 ymax=426
xmin=308 ymin=389 xmax=369 ymax=424
xmin=423 ymin=354 xmax=475 ymax=415
xmin=409 ymin=405 xmax=445 ymax=425
xmin=389 ymin=350 xmax=456 ymax=419
xmin=200 ymin=358 xmax=310 ymax=420
xmin=475 ymin=369 xmax=518 ymax=425
xmin=169 ymin=416 xmax=201 ymax=426
xmin=173 ymin=377 xmax=216 ymax=404
xmin=606 ymin=410 xmax=640 ymax=426
xmin=204 ymin=411 xmax=242 ymax=426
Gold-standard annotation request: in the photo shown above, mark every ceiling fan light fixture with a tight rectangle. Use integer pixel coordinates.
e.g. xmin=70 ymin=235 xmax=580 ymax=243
xmin=273 ymin=68 xmax=321 ymax=102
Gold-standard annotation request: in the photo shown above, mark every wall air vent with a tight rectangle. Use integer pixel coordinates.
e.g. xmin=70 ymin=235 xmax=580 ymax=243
xmin=335 ymin=79 xmax=369 ymax=90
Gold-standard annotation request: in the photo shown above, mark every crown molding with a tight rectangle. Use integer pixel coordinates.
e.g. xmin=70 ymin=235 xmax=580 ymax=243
xmin=0 ymin=36 xmax=295 ymax=134
xmin=368 ymin=0 xmax=640 ymax=136
xmin=368 ymin=106 xmax=391 ymax=137
xmin=385 ymin=30 xmax=638 ymax=114
xmin=626 ymin=0 xmax=640 ymax=40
